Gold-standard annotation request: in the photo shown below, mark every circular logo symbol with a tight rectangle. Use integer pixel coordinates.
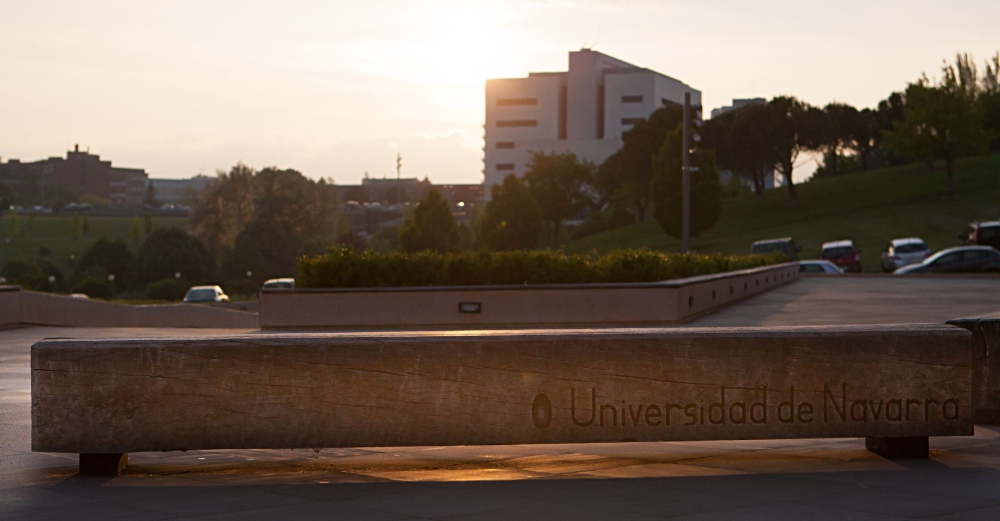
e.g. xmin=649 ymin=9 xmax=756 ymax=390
xmin=531 ymin=393 xmax=552 ymax=429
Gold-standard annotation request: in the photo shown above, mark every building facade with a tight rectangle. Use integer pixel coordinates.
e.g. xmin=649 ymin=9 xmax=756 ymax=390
xmin=149 ymin=175 xmax=212 ymax=205
xmin=0 ymin=145 xmax=149 ymax=206
xmin=483 ymin=49 xmax=701 ymax=193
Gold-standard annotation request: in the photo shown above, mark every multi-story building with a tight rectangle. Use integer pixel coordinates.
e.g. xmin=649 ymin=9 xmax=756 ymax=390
xmin=483 ymin=49 xmax=701 ymax=193
xmin=0 ymin=145 xmax=149 ymax=206
xmin=149 ymin=175 xmax=213 ymax=205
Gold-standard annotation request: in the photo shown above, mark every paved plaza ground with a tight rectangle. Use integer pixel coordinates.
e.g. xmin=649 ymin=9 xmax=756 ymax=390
xmin=2 ymin=276 xmax=1000 ymax=520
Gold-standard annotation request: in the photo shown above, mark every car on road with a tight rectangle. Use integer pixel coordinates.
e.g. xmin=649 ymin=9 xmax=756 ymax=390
xmin=959 ymin=221 xmax=1000 ymax=250
xmin=262 ymin=278 xmax=295 ymax=290
xmin=893 ymin=246 xmax=1000 ymax=274
xmin=798 ymin=260 xmax=844 ymax=274
xmin=751 ymin=237 xmax=801 ymax=261
xmin=880 ymin=238 xmax=931 ymax=272
xmin=820 ymin=240 xmax=862 ymax=273
xmin=183 ymin=285 xmax=230 ymax=303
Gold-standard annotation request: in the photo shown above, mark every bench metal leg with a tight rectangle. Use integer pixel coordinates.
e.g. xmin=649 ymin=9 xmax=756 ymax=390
xmin=865 ymin=436 xmax=929 ymax=458
xmin=79 ymin=453 xmax=128 ymax=476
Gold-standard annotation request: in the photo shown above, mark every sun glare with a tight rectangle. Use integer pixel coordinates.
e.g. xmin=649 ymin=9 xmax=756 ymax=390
xmin=341 ymin=3 xmax=522 ymax=88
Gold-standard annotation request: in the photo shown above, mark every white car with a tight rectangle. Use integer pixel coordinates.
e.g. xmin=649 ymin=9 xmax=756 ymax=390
xmin=798 ymin=260 xmax=844 ymax=274
xmin=880 ymin=238 xmax=931 ymax=271
xmin=183 ymin=285 xmax=230 ymax=303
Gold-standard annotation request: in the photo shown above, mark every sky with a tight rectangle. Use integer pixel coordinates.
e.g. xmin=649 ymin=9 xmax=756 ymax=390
xmin=2 ymin=0 xmax=999 ymax=185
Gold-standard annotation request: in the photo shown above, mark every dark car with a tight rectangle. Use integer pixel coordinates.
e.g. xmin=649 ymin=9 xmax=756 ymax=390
xmin=959 ymin=221 xmax=1000 ymax=250
xmin=751 ymin=237 xmax=801 ymax=261
xmin=894 ymin=246 xmax=1000 ymax=274
xmin=820 ymin=240 xmax=862 ymax=273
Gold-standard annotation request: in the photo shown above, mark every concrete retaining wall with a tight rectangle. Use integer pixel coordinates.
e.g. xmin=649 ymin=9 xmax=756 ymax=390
xmin=0 ymin=287 xmax=257 ymax=328
xmin=260 ymin=262 xmax=800 ymax=329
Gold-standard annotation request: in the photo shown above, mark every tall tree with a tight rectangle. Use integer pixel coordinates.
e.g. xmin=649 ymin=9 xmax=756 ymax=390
xmin=477 ymin=175 xmax=544 ymax=251
xmin=817 ymin=102 xmax=859 ymax=176
xmin=189 ymin=163 xmax=338 ymax=254
xmin=982 ymin=52 xmax=1000 ymax=151
xmin=399 ymin=189 xmax=459 ymax=253
xmin=596 ymin=104 xmax=683 ymax=219
xmin=848 ymin=108 xmax=880 ymax=171
xmin=761 ymin=97 xmax=822 ymax=200
xmin=884 ymin=60 xmax=991 ymax=197
xmin=523 ymin=152 xmax=595 ymax=247
xmin=650 ymin=126 xmax=722 ymax=239
xmin=702 ymin=102 xmax=774 ymax=195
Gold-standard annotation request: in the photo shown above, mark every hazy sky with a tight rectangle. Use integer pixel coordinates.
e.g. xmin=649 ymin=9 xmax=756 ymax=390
xmin=2 ymin=0 xmax=998 ymax=184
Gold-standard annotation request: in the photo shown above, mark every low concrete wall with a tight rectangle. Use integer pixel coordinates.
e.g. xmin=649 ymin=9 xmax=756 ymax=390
xmin=0 ymin=287 xmax=257 ymax=328
xmin=0 ymin=286 xmax=22 ymax=328
xmin=31 ymin=325 xmax=972 ymax=454
xmin=260 ymin=262 xmax=800 ymax=329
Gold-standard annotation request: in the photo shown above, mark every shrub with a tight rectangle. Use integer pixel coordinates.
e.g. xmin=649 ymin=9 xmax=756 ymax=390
xmin=1 ymin=257 xmax=64 ymax=291
xmin=71 ymin=276 xmax=116 ymax=299
xmin=223 ymin=279 xmax=259 ymax=297
xmin=132 ymin=228 xmax=215 ymax=290
xmin=147 ymin=278 xmax=191 ymax=301
xmin=79 ymin=238 xmax=132 ymax=280
xmin=298 ymin=248 xmax=787 ymax=288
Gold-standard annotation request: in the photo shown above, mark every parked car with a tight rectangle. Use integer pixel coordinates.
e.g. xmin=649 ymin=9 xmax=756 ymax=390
xmin=798 ymin=260 xmax=844 ymax=274
xmin=894 ymin=246 xmax=1000 ymax=274
xmin=751 ymin=237 xmax=801 ymax=261
xmin=262 ymin=278 xmax=295 ymax=290
xmin=879 ymin=238 xmax=932 ymax=272
xmin=820 ymin=240 xmax=862 ymax=272
xmin=183 ymin=285 xmax=230 ymax=303
xmin=959 ymin=221 xmax=1000 ymax=250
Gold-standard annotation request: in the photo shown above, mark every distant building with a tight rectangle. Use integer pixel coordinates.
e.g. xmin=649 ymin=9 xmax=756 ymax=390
xmin=0 ymin=145 xmax=148 ymax=206
xmin=149 ymin=175 xmax=213 ymax=205
xmin=710 ymin=98 xmax=766 ymax=119
xmin=484 ymin=49 xmax=701 ymax=194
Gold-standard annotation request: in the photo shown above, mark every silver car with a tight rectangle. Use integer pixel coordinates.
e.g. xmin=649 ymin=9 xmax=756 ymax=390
xmin=799 ymin=260 xmax=844 ymax=274
xmin=880 ymin=238 xmax=931 ymax=272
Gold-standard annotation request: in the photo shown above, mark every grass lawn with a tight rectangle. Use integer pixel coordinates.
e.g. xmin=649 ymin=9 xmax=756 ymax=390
xmin=566 ymin=153 xmax=1000 ymax=272
xmin=0 ymin=215 xmax=188 ymax=273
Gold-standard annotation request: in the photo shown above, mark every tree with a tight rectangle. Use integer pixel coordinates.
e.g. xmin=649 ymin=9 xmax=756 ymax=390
xmin=478 ymin=174 xmax=544 ymax=251
xmin=523 ymin=152 xmax=595 ymax=247
xmin=597 ymin=105 xmax=683 ymax=219
xmin=981 ymin=52 xmax=1000 ymax=151
xmin=816 ymin=102 xmax=859 ymax=176
xmin=131 ymin=228 xmax=215 ymax=290
xmin=79 ymin=238 xmax=132 ymax=281
xmin=884 ymin=58 xmax=991 ymax=197
xmin=399 ymin=189 xmax=459 ymax=253
xmin=702 ymin=103 xmax=774 ymax=195
xmin=189 ymin=163 xmax=257 ymax=253
xmin=189 ymin=163 xmax=338 ymax=255
xmin=220 ymin=219 xmax=302 ymax=283
xmin=650 ymin=126 xmax=722 ymax=239
xmin=1 ymin=257 xmax=63 ymax=292
xmin=848 ymin=108 xmax=880 ymax=170
xmin=760 ymin=97 xmax=822 ymax=201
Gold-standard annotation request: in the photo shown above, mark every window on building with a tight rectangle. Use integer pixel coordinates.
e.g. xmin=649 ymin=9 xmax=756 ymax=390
xmin=496 ymin=164 xmax=516 ymax=171
xmin=621 ymin=95 xmax=643 ymax=103
xmin=497 ymin=98 xmax=538 ymax=106
xmin=496 ymin=120 xmax=537 ymax=128
xmin=496 ymin=142 xmax=515 ymax=149
xmin=621 ymin=118 xmax=642 ymax=126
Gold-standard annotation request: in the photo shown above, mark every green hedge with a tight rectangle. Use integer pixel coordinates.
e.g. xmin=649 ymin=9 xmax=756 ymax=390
xmin=297 ymin=249 xmax=787 ymax=288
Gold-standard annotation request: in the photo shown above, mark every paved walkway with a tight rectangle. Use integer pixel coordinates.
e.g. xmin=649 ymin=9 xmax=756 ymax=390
xmin=3 ymin=277 xmax=1000 ymax=520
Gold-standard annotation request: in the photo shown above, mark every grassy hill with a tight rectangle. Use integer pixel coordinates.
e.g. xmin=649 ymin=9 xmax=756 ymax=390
xmin=566 ymin=153 xmax=1000 ymax=272
xmin=0 ymin=215 xmax=188 ymax=271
